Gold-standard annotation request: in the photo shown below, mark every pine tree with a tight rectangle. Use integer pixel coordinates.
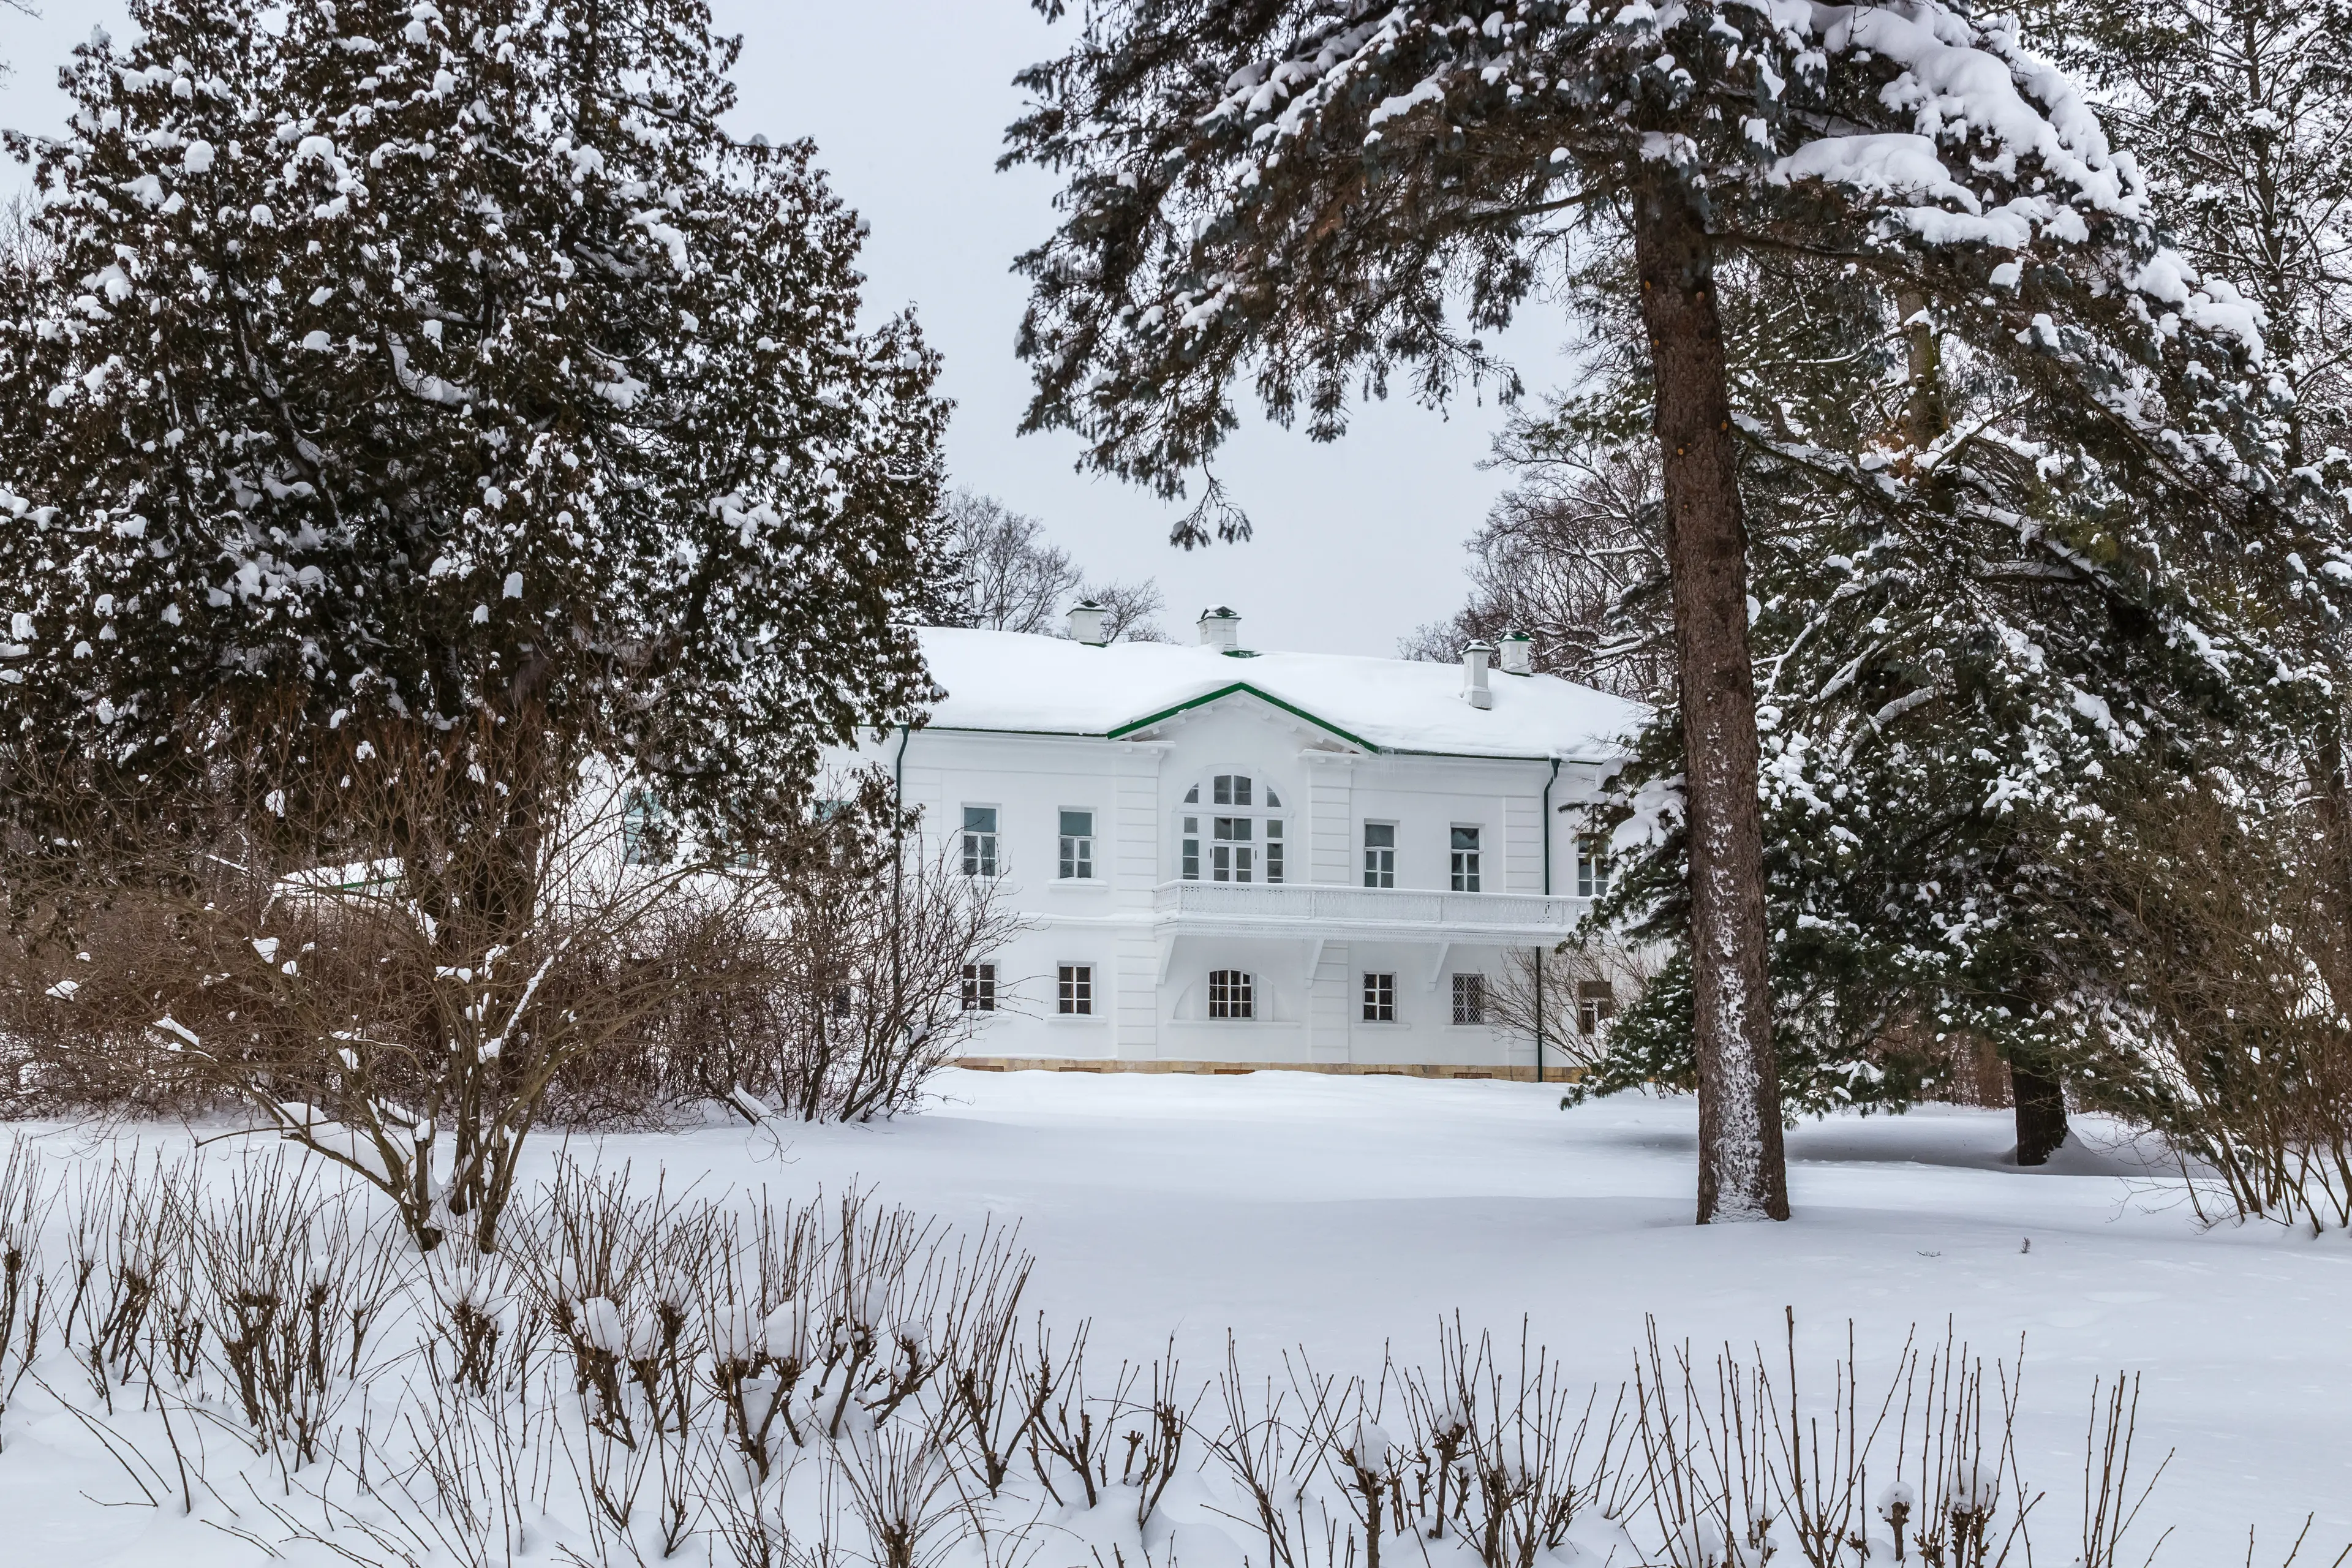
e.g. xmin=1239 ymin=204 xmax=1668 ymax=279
xmin=0 ymin=0 xmax=947 ymax=884
xmin=2034 ymin=0 xmax=2352 ymax=997
xmin=1006 ymin=0 xmax=2283 ymax=1220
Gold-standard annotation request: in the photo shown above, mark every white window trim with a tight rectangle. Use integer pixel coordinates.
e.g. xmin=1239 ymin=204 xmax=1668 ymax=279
xmin=961 ymin=804 xmax=1003 ymax=879
xmin=1055 ymin=961 xmax=1097 ymax=1017
xmin=1449 ymin=971 xmax=1489 ymax=1027
xmin=1449 ymin=823 xmax=1485 ymax=894
xmin=1057 ymin=807 xmax=1098 ymax=881
xmin=1178 ymin=771 xmax=1289 ymax=885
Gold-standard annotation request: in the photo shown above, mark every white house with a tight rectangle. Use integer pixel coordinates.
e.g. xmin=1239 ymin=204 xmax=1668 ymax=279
xmin=837 ymin=606 xmax=1646 ymax=1076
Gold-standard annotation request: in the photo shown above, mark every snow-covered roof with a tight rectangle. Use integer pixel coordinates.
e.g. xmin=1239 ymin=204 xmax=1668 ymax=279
xmin=913 ymin=627 xmax=1646 ymax=760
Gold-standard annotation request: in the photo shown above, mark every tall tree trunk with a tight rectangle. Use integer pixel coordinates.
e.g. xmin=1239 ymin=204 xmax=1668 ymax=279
xmin=1632 ymin=170 xmax=1790 ymax=1224
xmin=2011 ymin=1055 xmax=2070 ymax=1167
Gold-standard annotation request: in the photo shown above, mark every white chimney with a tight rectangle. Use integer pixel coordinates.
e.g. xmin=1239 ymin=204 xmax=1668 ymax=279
xmin=1197 ymin=605 xmax=1241 ymax=651
xmin=1499 ymin=630 xmax=1534 ymax=676
xmin=1067 ymin=598 xmax=1108 ymax=646
xmin=1461 ymin=639 xmax=1495 ymax=709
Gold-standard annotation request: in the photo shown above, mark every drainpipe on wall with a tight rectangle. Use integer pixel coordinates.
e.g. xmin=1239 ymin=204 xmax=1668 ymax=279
xmin=892 ymin=723 xmax=912 ymax=1052
xmin=1537 ymin=756 xmax=1559 ymax=1084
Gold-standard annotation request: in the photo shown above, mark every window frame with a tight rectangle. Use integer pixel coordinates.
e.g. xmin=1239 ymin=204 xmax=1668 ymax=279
xmin=960 ymin=962 xmax=997 ymax=1012
xmin=1450 ymin=824 xmax=1483 ymax=894
xmin=1362 ymin=821 xmax=1396 ymax=889
xmin=1362 ymin=971 xmax=1397 ymax=1023
xmin=1577 ymin=979 xmax=1617 ymax=1035
xmin=1450 ymin=972 xmax=1487 ymax=1026
xmin=1058 ymin=809 xmax=1096 ymax=881
xmin=1179 ymin=774 xmax=1286 ymax=884
xmin=1576 ymin=832 xmax=1613 ymax=900
xmin=1207 ymin=969 xmax=1256 ymax=1020
xmin=1057 ymin=963 xmax=1095 ymax=1016
xmin=961 ymin=805 xmax=1001 ymax=879
xmin=622 ymin=787 xmax=669 ymax=868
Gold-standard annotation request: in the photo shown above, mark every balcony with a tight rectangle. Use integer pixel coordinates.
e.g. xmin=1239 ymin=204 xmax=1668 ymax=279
xmin=1150 ymin=880 xmax=1585 ymax=945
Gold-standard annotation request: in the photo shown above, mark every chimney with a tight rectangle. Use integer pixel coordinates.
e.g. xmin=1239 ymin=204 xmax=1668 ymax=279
xmin=1067 ymin=598 xmax=1109 ymax=646
xmin=1197 ymin=605 xmax=1241 ymax=651
xmin=1499 ymin=630 xmax=1534 ymax=676
xmin=1461 ymin=640 xmax=1495 ymax=709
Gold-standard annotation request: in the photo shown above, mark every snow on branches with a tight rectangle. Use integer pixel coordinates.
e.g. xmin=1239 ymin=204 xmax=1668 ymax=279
xmin=0 ymin=0 xmax=948 ymax=852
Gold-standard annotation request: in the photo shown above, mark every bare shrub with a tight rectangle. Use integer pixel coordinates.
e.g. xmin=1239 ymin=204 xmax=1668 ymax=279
xmin=0 ymin=1145 xmax=2335 ymax=1568
xmin=188 ymin=1152 xmax=406 ymax=1468
xmin=2057 ymin=775 xmax=2352 ymax=1232
xmin=690 ymin=773 xmax=1023 ymax=1126
xmin=0 ymin=1138 xmax=51 ymax=1441
xmin=4 ymin=728 xmax=766 ymax=1253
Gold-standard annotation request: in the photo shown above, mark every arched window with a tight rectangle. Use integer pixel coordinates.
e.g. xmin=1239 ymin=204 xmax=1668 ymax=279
xmin=1178 ymin=774 xmax=1286 ymax=883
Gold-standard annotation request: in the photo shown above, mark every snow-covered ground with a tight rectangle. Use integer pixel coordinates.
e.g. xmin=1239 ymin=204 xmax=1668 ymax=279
xmin=8 ymin=1069 xmax=2350 ymax=1564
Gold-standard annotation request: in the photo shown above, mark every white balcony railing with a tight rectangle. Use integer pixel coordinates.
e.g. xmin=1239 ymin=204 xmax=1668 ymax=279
xmin=1151 ymin=880 xmax=1584 ymax=941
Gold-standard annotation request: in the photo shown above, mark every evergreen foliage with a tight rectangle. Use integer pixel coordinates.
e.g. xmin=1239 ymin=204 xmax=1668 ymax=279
xmin=0 ymin=0 xmax=948 ymax=882
xmin=1005 ymin=0 xmax=2315 ymax=1210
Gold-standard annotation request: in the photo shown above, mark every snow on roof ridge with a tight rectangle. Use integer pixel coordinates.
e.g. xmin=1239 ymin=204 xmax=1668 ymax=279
xmin=911 ymin=625 xmax=1647 ymax=759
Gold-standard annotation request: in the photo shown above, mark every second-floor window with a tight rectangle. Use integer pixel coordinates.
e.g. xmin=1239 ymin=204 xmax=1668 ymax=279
xmin=1059 ymin=810 xmax=1095 ymax=880
xmin=1363 ymin=823 xmax=1395 ymax=888
xmin=1577 ymin=834 xmax=1613 ymax=899
xmin=962 ymin=807 xmax=998 ymax=877
xmin=1182 ymin=775 xmax=1285 ymax=883
xmin=622 ymin=788 xmax=669 ymax=867
xmin=1213 ymin=815 xmax=1254 ymax=881
xmin=1450 ymin=826 xmax=1483 ymax=892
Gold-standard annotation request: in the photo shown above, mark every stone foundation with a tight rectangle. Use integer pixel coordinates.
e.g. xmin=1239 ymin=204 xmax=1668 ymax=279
xmin=951 ymin=1057 xmax=1585 ymax=1084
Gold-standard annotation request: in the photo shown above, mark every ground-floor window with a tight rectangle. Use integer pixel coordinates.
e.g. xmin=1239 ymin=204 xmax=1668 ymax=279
xmin=1208 ymin=970 xmax=1255 ymax=1019
xmin=961 ymin=962 xmax=997 ymax=1012
xmin=1362 ymin=971 xmax=1397 ymax=1022
xmin=1577 ymin=979 xmax=1616 ymax=1034
xmin=1058 ymin=964 xmax=1093 ymax=1016
xmin=1450 ymin=973 xmax=1486 ymax=1025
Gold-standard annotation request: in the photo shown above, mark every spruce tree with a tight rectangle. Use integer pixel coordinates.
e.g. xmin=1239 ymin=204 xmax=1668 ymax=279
xmin=0 ymin=0 xmax=946 ymax=890
xmin=1006 ymin=0 xmax=2282 ymax=1219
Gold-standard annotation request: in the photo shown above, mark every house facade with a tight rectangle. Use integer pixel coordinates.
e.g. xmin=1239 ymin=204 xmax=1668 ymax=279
xmin=839 ymin=608 xmax=1645 ymax=1074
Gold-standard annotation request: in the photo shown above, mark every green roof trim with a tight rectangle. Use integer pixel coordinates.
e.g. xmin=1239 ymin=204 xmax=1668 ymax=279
xmin=1106 ymin=681 xmax=1384 ymax=752
xmin=917 ymin=689 xmax=1625 ymax=764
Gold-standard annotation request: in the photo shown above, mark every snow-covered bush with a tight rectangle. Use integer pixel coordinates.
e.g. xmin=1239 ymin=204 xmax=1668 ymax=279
xmin=0 ymin=1138 xmax=2326 ymax=1566
xmin=1 ymin=733 xmax=774 ymax=1253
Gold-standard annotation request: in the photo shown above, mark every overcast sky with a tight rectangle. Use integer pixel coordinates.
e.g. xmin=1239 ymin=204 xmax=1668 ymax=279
xmin=1 ymin=1 xmax=1577 ymax=655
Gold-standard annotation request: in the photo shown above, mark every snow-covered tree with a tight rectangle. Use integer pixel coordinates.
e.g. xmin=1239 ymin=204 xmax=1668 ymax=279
xmin=0 ymin=0 xmax=948 ymax=888
xmin=1006 ymin=0 xmax=2290 ymax=1219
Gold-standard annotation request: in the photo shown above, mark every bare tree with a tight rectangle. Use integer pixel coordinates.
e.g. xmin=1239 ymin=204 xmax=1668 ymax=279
xmin=0 ymin=2 xmax=37 ymax=89
xmin=943 ymin=488 xmax=1166 ymax=641
xmin=1485 ymin=941 xmax=1665 ymax=1082
xmin=1403 ymin=426 xmax=1670 ymax=700
xmin=0 ymin=189 xmax=55 ymax=281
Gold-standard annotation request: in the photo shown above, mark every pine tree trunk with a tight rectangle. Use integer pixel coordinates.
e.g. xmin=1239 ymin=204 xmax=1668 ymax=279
xmin=2011 ymin=1057 xmax=2070 ymax=1166
xmin=1631 ymin=170 xmax=1790 ymax=1224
